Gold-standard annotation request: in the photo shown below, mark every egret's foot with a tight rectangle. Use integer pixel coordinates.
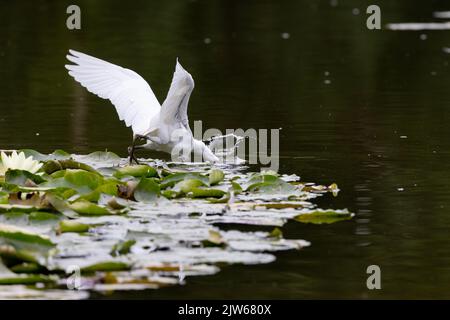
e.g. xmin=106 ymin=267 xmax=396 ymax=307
xmin=127 ymin=146 xmax=140 ymax=165
xmin=128 ymin=134 xmax=148 ymax=165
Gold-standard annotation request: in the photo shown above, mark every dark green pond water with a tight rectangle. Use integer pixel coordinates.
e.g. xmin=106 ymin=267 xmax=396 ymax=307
xmin=1 ymin=0 xmax=450 ymax=299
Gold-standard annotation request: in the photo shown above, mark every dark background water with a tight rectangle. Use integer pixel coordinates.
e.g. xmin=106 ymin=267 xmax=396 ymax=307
xmin=1 ymin=0 xmax=450 ymax=299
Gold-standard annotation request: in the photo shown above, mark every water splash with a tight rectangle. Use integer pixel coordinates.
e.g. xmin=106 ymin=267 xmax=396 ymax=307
xmin=206 ymin=133 xmax=248 ymax=164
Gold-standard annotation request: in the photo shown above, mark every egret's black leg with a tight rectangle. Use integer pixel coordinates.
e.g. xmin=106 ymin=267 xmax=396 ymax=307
xmin=128 ymin=137 xmax=139 ymax=165
xmin=128 ymin=135 xmax=147 ymax=165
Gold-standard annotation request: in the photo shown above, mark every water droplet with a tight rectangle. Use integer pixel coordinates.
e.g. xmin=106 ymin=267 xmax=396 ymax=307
xmin=281 ymin=32 xmax=290 ymax=40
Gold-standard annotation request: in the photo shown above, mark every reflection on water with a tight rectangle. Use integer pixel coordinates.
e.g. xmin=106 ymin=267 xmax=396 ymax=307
xmin=1 ymin=0 xmax=450 ymax=298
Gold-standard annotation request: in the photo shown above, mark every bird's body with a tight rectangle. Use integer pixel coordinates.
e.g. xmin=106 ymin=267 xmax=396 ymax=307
xmin=65 ymin=49 xmax=219 ymax=163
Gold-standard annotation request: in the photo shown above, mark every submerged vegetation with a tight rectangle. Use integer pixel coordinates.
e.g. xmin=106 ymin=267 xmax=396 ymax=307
xmin=0 ymin=150 xmax=352 ymax=299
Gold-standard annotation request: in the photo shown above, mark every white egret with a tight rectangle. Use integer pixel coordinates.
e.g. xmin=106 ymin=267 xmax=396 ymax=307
xmin=65 ymin=49 xmax=219 ymax=164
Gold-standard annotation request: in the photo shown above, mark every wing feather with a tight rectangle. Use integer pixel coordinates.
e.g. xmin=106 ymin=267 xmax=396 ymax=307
xmin=160 ymin=60 xmax=194 ymax=134
xmin=65 ymin=49 xmax=161 ymax=135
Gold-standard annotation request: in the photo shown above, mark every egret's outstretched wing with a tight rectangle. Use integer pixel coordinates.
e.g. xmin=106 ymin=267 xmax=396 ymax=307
xmin=65 ymin=49 xmax=160 ymax=135
xmin=160 ymin=60 xmax=194 ymax=134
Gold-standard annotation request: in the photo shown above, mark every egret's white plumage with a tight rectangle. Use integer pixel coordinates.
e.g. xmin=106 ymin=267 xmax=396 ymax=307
xmin=65 ymin=49 xmax=218 ymax=163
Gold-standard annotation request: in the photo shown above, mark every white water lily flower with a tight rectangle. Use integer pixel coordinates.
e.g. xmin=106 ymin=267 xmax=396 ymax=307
xmin=0 ymin=151 xmax=43 ymax=176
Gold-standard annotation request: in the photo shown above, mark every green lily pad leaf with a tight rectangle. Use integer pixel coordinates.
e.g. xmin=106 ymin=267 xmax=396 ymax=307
xmin=231 ymin=181 xmax=243 ymax=194
xmin=209 ymin=169 xmax=224 ymax=185
xmin=0 ymin=204 xmax=43 ymax=213
xmin=189 ymin=187 xmax=226 ymax=198
xmin=78 ymin=151 xmax=121 ymax=166
xmin=69 ymin=200 xmax=114 ymax=216
xmin=29 ymin=211 xmax=61 ymax=221
xmin=81 ymin=261 xmax=130 ymax=273
xmin=294 ymin=209 xmax=353 ymax=224
xmin=57 ymin=220 xmax=91 ymax=234
xmin=114 ymin=165 xmax=157 ymax=179
xmin=161 ymin=189 xmax=180 ymax=199
xmin=45 ymin=194 xmax=78 ymax=218
xmin=202 ymin=230 xmax=226 ymax=247
xmin=134 ymin=178 xmax=160 ymax=202
xmin=20 ymin=149 xmax=71 ymax=161
xmin=81 ymin=181 xmax=120 ymax=202
xmin=5 ymin=169 xmax=46 ymax=186
xmin=207 ymin=193 xmax=230 ymax=203
xmin=10 ymin=262 xmax=45 ymax=274
xmin=110 ymin=239 xmax=136 ymax=257
xmin=101 ymin=195 xmax=128 ymax=210
xmin=269 ymin=227 xmax=283 ymax=239
xmin=0 ymin=223 xmax=55 ymax=247
xmin=160 ymin=172 xmax=209 ymax=189
xmin=42 ymin=159 xmax=96 ymax=175
xmin=41 ymin=169 xmax=103 ymax=194
xmin=174 ymin=179 xmax=206 ymax=194
xmin=0 ymin=191 xmax=9 ymax=204
xmin=0 ymin=274 xmax=55 ymax=285
xmin=0 ymin=223 xmax=55 ymax=264
xmin=246 ymin=174 xmax=297 ymax=194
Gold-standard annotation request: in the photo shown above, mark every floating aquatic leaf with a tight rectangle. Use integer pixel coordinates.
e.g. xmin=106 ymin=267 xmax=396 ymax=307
xmin=45 ymin=194 xmax=78 ymax=218
xmin=80 ymin=181 xmax=120 ymax=202
xmin=114 ymin=165 xmax=157 ymax=179
xmin=41 ymin=169 xmax=103 ymax=195
xmin=134 ymin=178 xmax=160 ymax=202
xmin=5 ymin=170 xmax=46 ymax=186
xmin=0 ymin=274 xmax=55 ymax=285
xmin=0 ymin=223 xmax=55 ymax=264
xmin=29 ymin=211 xmax=60 ymax=222
xmin=81 ymin=261 xmax=131 ymax=273
xmin=0 ymin=223 xmax=55 ymax=247
xmin=295 ymin=209 xmax=353 ymax=224
xmin=75 ymin=151 xmax=121 ymax=167
xmin=57 ymin=220 xmax=91 ymax=234
xmin=202 ymin=230 xmax=226 ymax=247
xmin=209 ymin=169 xmax=224 ymax=185
xmin=20 ymin=149 xmax=71 ymax=161
xmin=231 ymin=181 xmax=243 ymax=194
xmin=10 ymin=262 xmax=44 ymax=274
xmin=41 ymin=159 xmax=96 ymax=174
xmin=110 ymin=240 xmax=136 ymax=257
xmin=0 ymin=285 xmax=89 ymax=299
xmin=189 ymin=187 xmax=226 ymax=198
xmin=269 ymin=227 xmax=283 ymax=239
xmin=0 ymin=204 xmax=45 ymax=213
xmin=0 ymin=192 xmax=8 ymax=204
xmin=160 ymin=172 xmax=208 ymax=189
xmin=174 ymin=179 xmax=206 ymax=193
xmin=69 ymin=200 xmax=115 ymax=216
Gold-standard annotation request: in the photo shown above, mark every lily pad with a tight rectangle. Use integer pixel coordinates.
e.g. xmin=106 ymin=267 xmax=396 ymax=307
xmin=114 ymin=165 xmax=157 ymax=179
xmin=295 ymin=209 xmax=353 ymax=224
xmin=69 ymin=200 xmax=115 ymax=216
xmin=134 ymin=178 xmax=160 ymax=202
xmin=57 ymin=220 xmax=91 ymax=233
xmin=5 ymin=170 xmax=46 ymax=186
xmin=209 ymin=169 xmax=224 ymax=185
xmin=81 ymin=261 xmax=131 ymax=273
